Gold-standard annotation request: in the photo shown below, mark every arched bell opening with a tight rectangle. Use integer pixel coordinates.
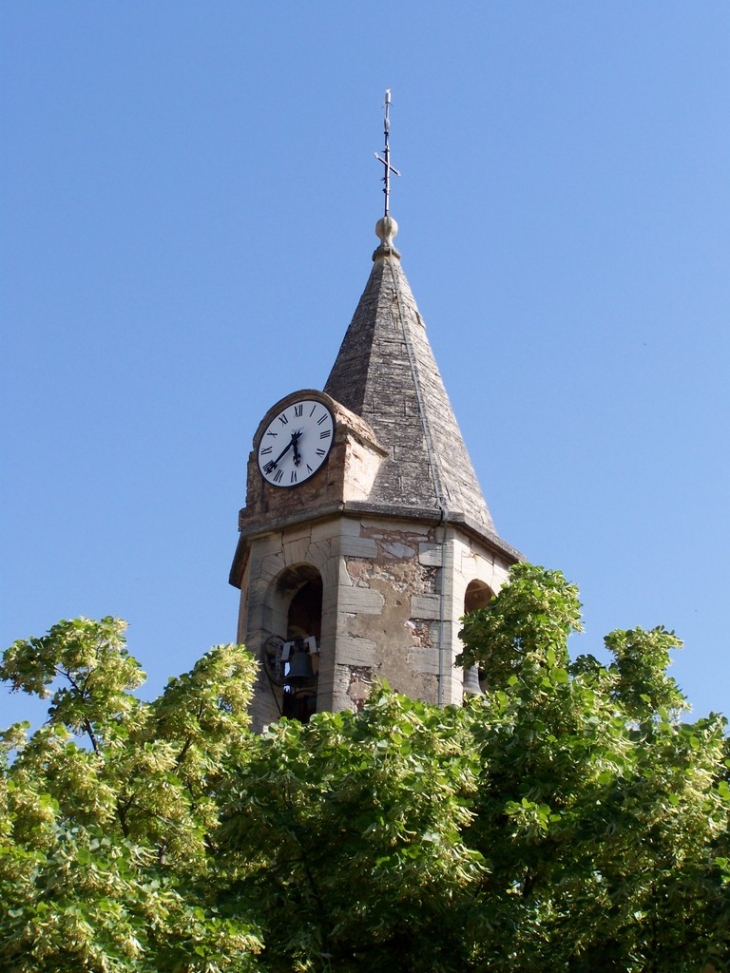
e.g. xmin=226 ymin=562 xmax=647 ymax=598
xmin=462 ymin=579 xmax=495 ymax=699
xmin=286 ymin=574 xmax=323 ymax=642
xmin=464 ymin=579 xmax=494 ymax=613
xmin=262 ymin=564 xmax=323 ymax=724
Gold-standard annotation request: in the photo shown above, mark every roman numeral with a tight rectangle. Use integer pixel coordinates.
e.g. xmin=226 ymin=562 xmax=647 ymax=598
xmin=290 ymin=471 xmax=297 ymax=483
xmin=279 ymin=414 xmax=289 ymax=425
xmin=294 ymin=404 xmax=303 ymax=417
xmin=261 ymin=446 xmax=272 ymax=455
xmin=263 ymin=460 xmax=276 ymax=474
xmin=273 ymin=469 xmax=284 ymax=483
xmin=306 ymin=464 xmax=313 ymax=473
xmin=319 ymin=429 xmax=331 ymax=439
xmin=316 ymin=414 xmax=327 ymax=426
xmin=316 ymin=448 xmax=326 ymax=457
xmin=309 ymin=405 xmax=317 ymax=416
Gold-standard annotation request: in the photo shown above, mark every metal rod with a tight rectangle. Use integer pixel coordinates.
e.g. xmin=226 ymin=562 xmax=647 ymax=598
xmin=374 ymin=88 xmax=400 ymax=217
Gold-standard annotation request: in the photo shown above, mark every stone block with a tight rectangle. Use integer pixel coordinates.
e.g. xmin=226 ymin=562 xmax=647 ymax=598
xmin=411 ymin=593 xmax=441 ymax=619
xmin=337 ymin=535 xmax=377 ymax=558
xmin=257 ymin=553 xmax=286 ymax=582
xmin=382 ymin=541 xmax=416 ymax=558
xmin=283 ymin=523 xmax=313 ymax=544
xmin=429 ymin=620 xmax=446 ymax=646
xmin=283 ymin=535 xmax=311 ymax=566
xmin=419 ymin=543 xmax=443 ymax=566
xmin=362 ymin=515 xmax=430 ymax=537
xmin=335 ymin=636 xmax=378 ymax=667
xmin=317 ymin=555 xmax=345 ymax=589
xmin=340 ymin=516 xmax=364 ymax=536
xmin=311 ymin=519 xmax=343 ymax=543
xmin=330 ymin=664 xmax=357 ymax=713
xmin=253 ymin=533 xmax=283 ymax=557
xmin=322 ymin=586 xmax=340 ymax=614
xmin=338 ymin=560 xmax=353 ymax=586
xmin=246 ymin=577 xmax=269 ymax=612
xmin=306 ymin=539 xmax=332 ymax=571
xmin=338 ymin=586 xmax=384 ymax=614
xmin=439 ymin=669 xmax=462 ymax=706
xmin=408 ymin=646 xmax=440 ymax=676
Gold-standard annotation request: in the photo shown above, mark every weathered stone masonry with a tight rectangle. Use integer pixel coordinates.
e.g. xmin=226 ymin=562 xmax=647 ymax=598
xmin=235 ymin=509 xmax=514 ymax=730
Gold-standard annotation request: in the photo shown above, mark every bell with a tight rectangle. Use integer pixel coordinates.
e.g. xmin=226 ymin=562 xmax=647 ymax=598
xmin=285 ymin=646 xmax=315 ymax=686
xmin=462 ymin=666 xmax=484 ymax=697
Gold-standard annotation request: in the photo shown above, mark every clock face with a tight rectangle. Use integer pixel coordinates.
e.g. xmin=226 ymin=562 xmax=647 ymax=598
xmin=257 ymin=398 xmax=335 ymax=488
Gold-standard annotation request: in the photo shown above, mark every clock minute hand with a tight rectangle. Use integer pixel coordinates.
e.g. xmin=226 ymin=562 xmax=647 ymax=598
xmin=264 ymin=438 xmax=294 ymax=473
xmin=263 ymin=431 xmax=302 ymax=474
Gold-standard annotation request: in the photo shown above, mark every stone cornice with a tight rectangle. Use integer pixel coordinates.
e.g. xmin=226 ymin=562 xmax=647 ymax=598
xmin=229 ymin=500 xmax=522 ymax=588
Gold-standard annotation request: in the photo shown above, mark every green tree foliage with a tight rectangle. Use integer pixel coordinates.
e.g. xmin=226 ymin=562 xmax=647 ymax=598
xmin=0 ymin=618 xmax=261 ymax=972
xmin=1 ymin=566 xmax=729 ymax=972
xmin=219 ymin=695 xmax=484 ymax=973
xmin=458 ymin=565 xmax=730 ymax=971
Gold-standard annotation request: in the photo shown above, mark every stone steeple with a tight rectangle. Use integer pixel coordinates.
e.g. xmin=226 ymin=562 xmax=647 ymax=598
xmin=232 ymin=213 xmax=520 ymax=729
xmin=324 ymin=216 xmax=515 ymax=560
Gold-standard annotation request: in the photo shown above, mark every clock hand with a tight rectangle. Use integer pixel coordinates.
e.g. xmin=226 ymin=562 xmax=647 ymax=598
xmin=263 ymin=431 xmax=302 ymax=474
xmin=292 ymin=430 xmax=302 ymax=466
xmin=264 ymin=438 xmax=294 ymax=473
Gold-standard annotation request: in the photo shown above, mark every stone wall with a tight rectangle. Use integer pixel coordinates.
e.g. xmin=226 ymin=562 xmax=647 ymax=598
xmin=241 ymin=513 xmax=513 ymax=730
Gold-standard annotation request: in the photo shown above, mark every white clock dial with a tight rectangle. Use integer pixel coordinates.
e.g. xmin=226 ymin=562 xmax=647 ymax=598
xmin=257 ymin=398 xmax=335 ymax=488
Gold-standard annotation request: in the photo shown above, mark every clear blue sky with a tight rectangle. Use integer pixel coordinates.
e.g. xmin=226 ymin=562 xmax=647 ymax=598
xmin=2 ymin=2 xmax=729 ymax=727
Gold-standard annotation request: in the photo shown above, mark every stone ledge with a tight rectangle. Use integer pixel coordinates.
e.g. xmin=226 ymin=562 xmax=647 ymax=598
xmin=230 ymin=502 xmax=522 ymax=589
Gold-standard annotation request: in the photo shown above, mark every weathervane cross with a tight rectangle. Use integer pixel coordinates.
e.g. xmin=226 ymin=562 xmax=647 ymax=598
xmin=374 ymin=88 xmax=401 ymax=218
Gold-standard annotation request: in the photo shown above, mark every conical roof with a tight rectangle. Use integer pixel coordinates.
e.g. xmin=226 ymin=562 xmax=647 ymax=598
xmin=325 ymin=217 xmax=514 ymax=554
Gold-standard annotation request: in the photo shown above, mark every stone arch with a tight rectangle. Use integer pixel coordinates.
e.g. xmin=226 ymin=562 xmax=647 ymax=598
xmin=265 ymin=562 xmax=323 ymax=724
xmin=276 ymin=563 xmax=323 ymax=641
xmin=464 ymin=578 xmax=494 ymax=614
xmin=461 ymin=579 xmax=495 ymax=699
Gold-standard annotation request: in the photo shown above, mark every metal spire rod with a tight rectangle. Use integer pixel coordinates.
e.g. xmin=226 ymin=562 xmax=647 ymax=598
xmin=374 ymin=88 xmax=401 ymax=217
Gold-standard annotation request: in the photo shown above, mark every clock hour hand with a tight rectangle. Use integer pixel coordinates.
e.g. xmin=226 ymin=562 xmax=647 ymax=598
xmin=291 ymin=430 xmax=302 ymax=466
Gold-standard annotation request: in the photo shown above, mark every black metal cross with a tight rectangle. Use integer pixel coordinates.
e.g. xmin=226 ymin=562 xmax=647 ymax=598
xmin=374 ymin=89 xmax=401 ymax=217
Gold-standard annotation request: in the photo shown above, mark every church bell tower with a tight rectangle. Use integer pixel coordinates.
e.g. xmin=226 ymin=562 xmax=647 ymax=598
xmin=230 ymin=96 xmax=520 ymax=729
